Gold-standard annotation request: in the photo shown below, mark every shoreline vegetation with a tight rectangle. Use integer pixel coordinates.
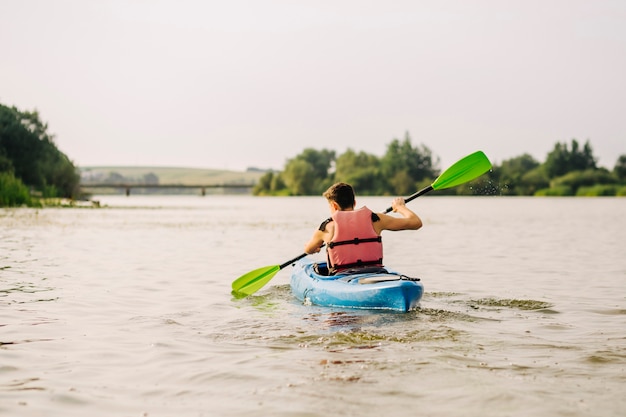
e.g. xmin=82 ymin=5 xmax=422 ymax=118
xmin=251 ymin=133 xmax=626 ymax=198
xmin=2 ymin=102 xmax=625 ymax=208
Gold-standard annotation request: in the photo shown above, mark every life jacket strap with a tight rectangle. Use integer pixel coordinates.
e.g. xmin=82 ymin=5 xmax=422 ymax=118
xmin=328 ymin=236 xmax=382 ymax=249
xmin=330 ymin=258 xmax=384 ymax=274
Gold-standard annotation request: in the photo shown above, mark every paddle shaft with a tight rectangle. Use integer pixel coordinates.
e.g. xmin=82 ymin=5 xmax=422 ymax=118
xmin=280 ymin=252 xmax=309 ymax=269
xmin=382 ymin=185 xmax=433 ymax=214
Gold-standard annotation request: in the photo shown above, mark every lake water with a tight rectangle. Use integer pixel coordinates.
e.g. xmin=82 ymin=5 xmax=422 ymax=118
xmin=1 ymin=195 xmax=625 ymax=417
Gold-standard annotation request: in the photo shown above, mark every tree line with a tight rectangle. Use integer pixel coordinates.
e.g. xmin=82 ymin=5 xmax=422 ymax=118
xmin=2 ymin=99 xmax=625 ymax=207
xmin=253 ymin=133 xmax=626 ymax=197
xmin=0 ymin=103 xmax=80 ymax=206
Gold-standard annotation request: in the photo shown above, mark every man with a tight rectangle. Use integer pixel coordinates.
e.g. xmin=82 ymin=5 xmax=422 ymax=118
xmin=304 ymin=182 xmax=422 ymax=275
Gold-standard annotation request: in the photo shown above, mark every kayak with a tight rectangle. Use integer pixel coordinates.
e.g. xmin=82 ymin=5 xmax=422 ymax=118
xmin=290 ymin=259 xmax=424 ymax=312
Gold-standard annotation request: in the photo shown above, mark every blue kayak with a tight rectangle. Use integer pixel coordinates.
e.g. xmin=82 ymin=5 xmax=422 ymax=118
xmin=290 ymin=259 xmax=424 ymax=312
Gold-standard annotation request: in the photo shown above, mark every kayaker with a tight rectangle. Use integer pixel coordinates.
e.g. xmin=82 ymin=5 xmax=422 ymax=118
xmin=304 ymin=182 xmax=422 ymax=275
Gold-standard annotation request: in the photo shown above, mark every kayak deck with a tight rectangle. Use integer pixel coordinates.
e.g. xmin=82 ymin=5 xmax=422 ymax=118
xmin=290 ymin=259 xmax=424 ymax=312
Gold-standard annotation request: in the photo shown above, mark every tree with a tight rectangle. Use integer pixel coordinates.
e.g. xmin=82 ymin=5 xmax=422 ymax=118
xmin=0 ymin=153 xmax=13 ymax=173
xmin=252 ymin=136 xmax=616 ymax=197
xmin=270 ymin=172 xmax=287 ymax=193
xmin=389 ymin=170 xmax=415 ymax=195
xmin=0 ymin=104 xmax=79 ymax=198
xmin=105 ymin=172 xmax=126 ymax=183
xmin=614 ymin=154 xmax=626 ymax=181
xmin=280 ymin=148 xmax=336 ymax=195
xmin=253 ymin=171 xmax=273 ymax=195
xmin=334 ymin=149 xmax=382 ymax=195
xmin=495 ymin=154 xmax=543 ymax=195
xmin=521 ymin=167 xmax=550 ymax=195
xmin=253 ymin=171 xmax=288 ymax=195
xmin=380 ymin=132 xmax=439 ymax=195
xmin=143 ymin=173 xmax=159 ymax=185
xmin=292 ymin=148 xmax=335 ymax=181
xmin=282 ymin=158 xmax=317 ymax=195
xmin=544 ymin=139 xmax=597 ymax=178
xmin=551 ymin=168 xmax=617 ymax=194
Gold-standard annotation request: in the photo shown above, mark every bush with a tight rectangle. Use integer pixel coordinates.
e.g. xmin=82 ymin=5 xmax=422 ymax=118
xmin=551 ymin=169 xmax=617 ymax=193
xmin=535 ymin=185 xmax=573 ymax=196
xmin=576 ymin=185 xmax=617 ymax=196
xmin=0 ymin=172 xmax=32 ymax=206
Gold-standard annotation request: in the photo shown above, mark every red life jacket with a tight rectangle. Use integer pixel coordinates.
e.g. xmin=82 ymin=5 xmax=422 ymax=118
xmin=326 ymin=206 xmax=383 ymax=274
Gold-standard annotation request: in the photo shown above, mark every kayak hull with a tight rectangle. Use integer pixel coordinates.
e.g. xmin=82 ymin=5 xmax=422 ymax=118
xmin=290 ymin=259 xmax=424 ymax=312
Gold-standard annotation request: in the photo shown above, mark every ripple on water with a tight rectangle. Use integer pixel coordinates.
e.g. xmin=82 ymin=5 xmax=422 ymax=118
xmin=589 ymin=308 xmax=626 ymax=315
xmin=225 ymin=284 xmax=487 ymax=352
xmin=585 ymin=346 xmax=626 ymax=365
xmin=0 ymin=377 xmax=45 ymax=392
xmin=0 ymin=282 xmax=57 ymax=305
xmin=465 ymin=298 xmax=554 ymax=311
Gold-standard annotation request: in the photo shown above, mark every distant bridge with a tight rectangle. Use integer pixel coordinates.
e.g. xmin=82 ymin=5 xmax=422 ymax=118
xmin=81 ymin=183 xmax=255 ymax=196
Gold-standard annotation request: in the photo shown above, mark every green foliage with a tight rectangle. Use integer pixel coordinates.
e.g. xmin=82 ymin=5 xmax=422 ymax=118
xmin=614 ymin=154 xmax=626 ymax=181
xmin=519 ymin=167 xmax=550 ymax=195
xmin=279 ymin=148 xmax=335 ymax=196
xmin=253 ymin=133 xmax=620 ymax=197
xmin=0 ymin=153 xmax=13 ymax=173
xmin=550 ymin=169 xmax=617 ymax=194
xmin=334 ymin=149 xmax=383 ymax=195
xmin=253 ymin=171 xmax=289 ymax=195
xmin=535 ymin=185 xmax=574 ymax=196
xmin=576 ymin=185 xmax=617 ymax=196
xmin=0 ymin=172 xmax=32 ymax=206
xmin=282 ymin=159 xmax=317 ymax=195
xmin=544 ymin=139 xmax=596 ymax=178
xmin=380 ymin=132 xmax=440 ymax=195
xmin=297 ymin=148 xmax=336 ymax=180
xmin=388 ymin=170 xmax=415 ymax=195
xmin=253 ymin=135 xmax=440 ymax=196
xmin=0 ymin=103 xmax=80 ymax=203
xmin=253 ymin=172 xmax=273 ymax=195
xmin=488 ymin=154 xmax=545 ymax=195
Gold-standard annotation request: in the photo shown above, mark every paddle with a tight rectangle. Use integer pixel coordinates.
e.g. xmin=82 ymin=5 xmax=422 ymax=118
xmin=232 ymin=150 xmax=492 ymax=297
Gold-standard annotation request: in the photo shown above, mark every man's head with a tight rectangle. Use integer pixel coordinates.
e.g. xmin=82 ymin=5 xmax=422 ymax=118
xmin=323 ymin=182 xmax=355 ymax=210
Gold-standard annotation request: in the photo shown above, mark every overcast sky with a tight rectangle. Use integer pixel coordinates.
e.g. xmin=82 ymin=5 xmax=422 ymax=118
xmin=1 ymin=0 xmax=624 ymax=171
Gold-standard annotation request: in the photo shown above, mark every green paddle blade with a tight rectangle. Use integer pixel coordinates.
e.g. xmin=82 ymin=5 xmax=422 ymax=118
xmin=231 ymin=264 xmax=280 ymax=296
xmin=432 ymin=150 xmax=492 ymax=190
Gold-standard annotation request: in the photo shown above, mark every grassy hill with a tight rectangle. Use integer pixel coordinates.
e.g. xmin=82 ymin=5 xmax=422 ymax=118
xmin=80 ymin=166 xmax=265 ymax=185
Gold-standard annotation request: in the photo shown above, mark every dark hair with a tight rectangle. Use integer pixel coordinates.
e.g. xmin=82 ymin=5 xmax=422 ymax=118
xmin=323 ymin=182 xmax=355 ymax=210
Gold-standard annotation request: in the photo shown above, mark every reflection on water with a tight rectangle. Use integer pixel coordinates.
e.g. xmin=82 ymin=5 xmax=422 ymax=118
xmin=0 ymin=282 xmax=57 ymax=305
